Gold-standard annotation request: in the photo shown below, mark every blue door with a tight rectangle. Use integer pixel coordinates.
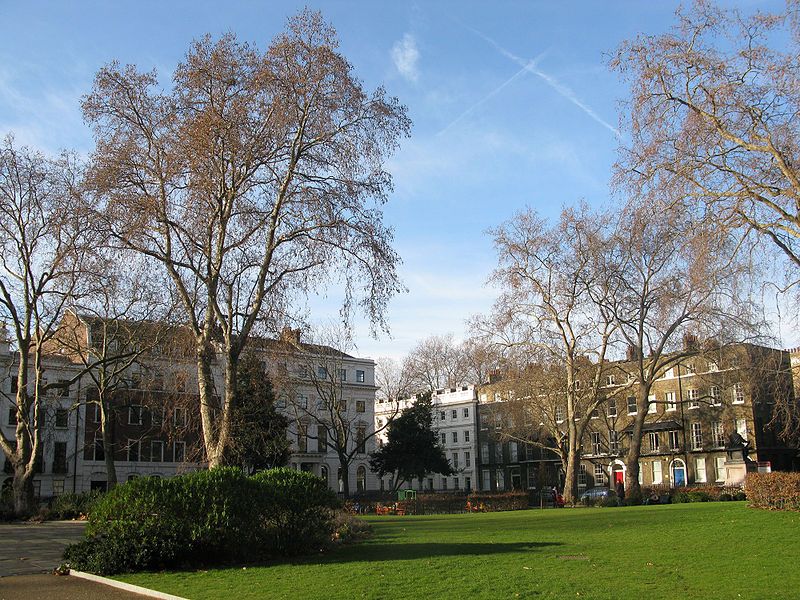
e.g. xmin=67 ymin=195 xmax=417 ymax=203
xmin=672 ymin=461 xmax=686 ymax=486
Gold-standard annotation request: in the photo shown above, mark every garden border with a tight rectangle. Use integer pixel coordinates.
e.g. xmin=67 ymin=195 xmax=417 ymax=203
xmin=70 ymin=570 xmax=187 ymax=600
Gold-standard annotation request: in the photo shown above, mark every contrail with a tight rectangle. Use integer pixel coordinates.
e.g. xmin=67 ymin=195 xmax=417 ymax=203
xmin=437 ymin=60 xmax=537 ymax=136
xmin=463 ymin=23 xmax=621 ymax=138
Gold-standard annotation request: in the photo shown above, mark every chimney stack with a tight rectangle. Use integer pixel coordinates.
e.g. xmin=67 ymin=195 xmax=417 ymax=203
xmin=280 ymin=327 xmax=301 ymax=344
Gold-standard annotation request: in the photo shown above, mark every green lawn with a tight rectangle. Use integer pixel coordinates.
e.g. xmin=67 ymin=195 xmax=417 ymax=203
xmin=116 ymin=502 xmax=800 ymax=599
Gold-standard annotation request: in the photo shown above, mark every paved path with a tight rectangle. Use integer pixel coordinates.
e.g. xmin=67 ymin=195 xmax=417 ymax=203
xmin=0 ymin=521 xmax=86 ymax=576
xmin=0 ymin=574 xmax=151 ymax=599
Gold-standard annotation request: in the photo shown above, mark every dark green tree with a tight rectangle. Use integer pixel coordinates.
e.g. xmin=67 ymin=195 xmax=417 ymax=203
xmin=224 ymin=353 xmax=290 ymax=474
xmin=370 ymin=392 xmax=454 ymax=491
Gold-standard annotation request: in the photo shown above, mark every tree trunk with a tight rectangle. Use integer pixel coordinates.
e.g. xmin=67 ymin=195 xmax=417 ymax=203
xmin=625 ymin=410 xmax=645 ymax=503
xmin=562 ymin=448 xmax=580 ymax=505
xmin=100 ymin=400 xmax=117 ymax=488
xmin=196 ymin=345 xmax=220 ymax=467
xmin=339 ymin=456 xmax=350 ymax=498
xmin=12 ymin=466 xmax=34 ymax=517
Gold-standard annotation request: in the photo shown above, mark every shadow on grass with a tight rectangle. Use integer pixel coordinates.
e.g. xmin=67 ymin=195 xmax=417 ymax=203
xmin=308 ymin=541 xmax=562 ymax=564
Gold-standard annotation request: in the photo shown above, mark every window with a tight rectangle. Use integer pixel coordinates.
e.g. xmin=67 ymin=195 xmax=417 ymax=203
xmin=52 ymin=479 xmax=64 ymax=496
xmin=591 ymin=409 xmax=599 ymax=419
xmin=715 ymin=457 xmax=726 ymax=482
xmin=695 ymin=458 xmax=707 ymax=483
xmin=578 ymin=464 xmax=587 ymax=488
xmin=669 ymin=430 xmax=680 ymax=451
xmin=151 ymin=407 xmax=164 ymax=427
xmin=52 ymin=441 xmax=67 ymax=474
xmin=452 ymin=452 xmax=459 ymax=469
xmin=92 ymin=436 xmax=104 ymax=461
xmin=441 ymin=476 xmax=448 ymax=490
xmin=296 ymin=394 xmax=309 ymax=409
xmin=481 ymin=442 xmax=489 ymax=462
xmin=441 ymin=432 xmax=447 ymax=445
xmin=451 ymin=409 xmax=457 ymax=420
xmin=494 ymin=443 xmax=503 ymax=463
xmin=317 ymin=426 xmax=327 ymax=452
xmin=685 ymin=363 xmax=696 ymax=375
xmin=687 ymin=389 xmax=700 ymax=409
xmin=151 ymin=440 xmax=164 ymax=462
xmin=736 ymin=418 xmax=748 ymax=440
xmin=496 ymin=469 xmax=505 ymax=490
xmin=464 ymin=430 xmax=470 ymax=442
xmin=594 ymin=464 xmax=606 ymax=486
xmin=57 ymin=379 xmax=70 ymax=397
xmin=173 ymin=441 xmax=186 ymax=462
xmin=606 ymin=375 xmax=616 ymax=386
xmin=356 ymin=370 xmax=365 ymax=383
xmin=356 ymin=400 xmax=366 ymax=413
xmin=591 ymin=432 xmax=601 ymax=455
xmin=297 ymin=423 xmax=308 ymax=452
xmin=663 ymin=367 xmax=674 ymax=378
xmin=465 ymin=451 xmax=471 ymax=467
xmin=480 ymin=413 xmax=489 ymax=429
xmin=652 ymin=461 xmax=663 ymax=484
xmin=317 ymin=366 xmax=328 ymax=379
xmin=452 ymin=431 xmax=458 ymax=443
xmin=463 ymin=407 xmax=469 ymax=418
xmin=494 ymin=392 xmax=502 ymax=402
xmin=733 ymin=382 xmax=745 ymax=404
xmin=356 ymin=466 xmax=366 ymax=493
xmin=712 ymin=421 xmax=725 ymax=448
xmin=127 ymin=439 xmax=140 ymax=462
xmin=480 ymin=393 xmax=487 ymax=402
xmin=665 ymin=391 xmax=676 ymax=412
xmin=440 ymin=411 xmax=446 ymax=420
xmin=555 ymin=406 xmax=565 ymax=423
xmin=627 ymin=396 xmax=637 ymax=415
xmin=607 ymin=400 xmax=617 ymax=417
xmin=356 ymin=425 xmax=366 ymax=454
xmin=609 ymin=431 xmax=620 ymax=454
xmin=7 ymin=407 xmax=16 ymax=426
xmin=708 ymin=361 xmax=718 ymax=372
xmin=338 ymin=369 xmax=347 ymax=381
xmin=482 ymin=469 xmax=491 ymax=490
xmin=710 ymin=386 xmax=721 ymax=406
xmin=173 ymin=408 xmax=187 ymax=427
xmin=276 ymin=396 xmax=287 ymax=409
xmin=128 ymin=405 xmax=143 ymax=425
xmin=691 ymin=422 xmax=703 ymax=450
xmin=648 ymin=394 xmax=657 ymax=414
xmin=510 ymin=441 xmax=518 ymax=462
xmin=649 ymin=432 xmax=660 ymax=452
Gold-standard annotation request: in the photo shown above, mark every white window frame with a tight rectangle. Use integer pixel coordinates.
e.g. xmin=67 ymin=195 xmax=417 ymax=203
xmin=151 ymin=440 xmax=164 ymax=462
xmin=687 ymin=389 xmax=700 ymax=409
xmin=732 ymin=382 xmax=745 ymax=404
xmin=710 ymin=386 xmax=721 ymax=406
xmin=691 ymin=422 xmax=703 ymax=450
xmin=652 ymin=460 xmax=663 ymax=484
xmin=715 ymin=456 xmax=726 ymax=482
xmin=648 ymin=395 xmax=657 ymax=414
xmin=665 ymin=391 xmax=677 ymax=412
xmin=695 ymin=457 xmax=707 ymax=483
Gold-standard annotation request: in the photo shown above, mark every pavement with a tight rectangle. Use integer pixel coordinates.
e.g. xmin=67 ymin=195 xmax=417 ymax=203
xmin=0 ymin=521 xmax=156 ymax=599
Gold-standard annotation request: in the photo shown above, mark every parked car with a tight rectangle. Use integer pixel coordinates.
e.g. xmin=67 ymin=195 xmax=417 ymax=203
xmin=539 ymin=488 xmax=565 ymax=508
xmin=580 ymin=487 xmax=612 ymax=503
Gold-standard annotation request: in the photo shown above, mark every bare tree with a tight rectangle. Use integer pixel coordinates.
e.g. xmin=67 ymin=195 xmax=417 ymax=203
xmin=612 ymin=1 xmax=800 ymax=279
xmin=374 ymin=356 xmax=412 ymax=404
xmin=0 ymin=138 xmax=93 ymax=515
xmin=475 ymin=204 xmax=622 ymax=504
xmin=604 ymin=195 xmax=763 ymax=501
xmin=82 ymin=12 xmax=410 ymax=467
xmin=403 ymin=333 xmax=472 ymax=392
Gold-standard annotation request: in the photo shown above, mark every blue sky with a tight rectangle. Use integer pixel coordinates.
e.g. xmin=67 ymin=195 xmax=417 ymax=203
xmin=0 ymin=1 xmax=788 ymax=359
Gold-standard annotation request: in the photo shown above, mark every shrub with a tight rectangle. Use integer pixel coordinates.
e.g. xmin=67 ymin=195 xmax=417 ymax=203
xmin=332 ymin=511 xmax=372 ymax=544
xmin=466 ymin=491 xmax=529 ymax=512
xmin=687 ymin=491 xmax=711 ymax=503
xmin=48 ymin=490 xmax=103 ymax=520
xmin=672 ymin=491 xmax=691 ymax=503
xmin=63 ymin=467 xmax=339 ymax=575
xmin=746 ymin=472 xmax=800 ymax=511
xmin=252 ymin=467 xmax=339 ymax=555
xmin=598 ymin=495 xmax=619 ymax=508
xmin=719 ymin=493 xmax=733 ymax=502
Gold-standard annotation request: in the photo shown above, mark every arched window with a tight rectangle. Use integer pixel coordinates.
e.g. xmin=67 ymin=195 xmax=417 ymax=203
xmin=320 ymin=465 xmax=328 ymax=485
xmin=356 ymin=465 xmax=367 ymax=493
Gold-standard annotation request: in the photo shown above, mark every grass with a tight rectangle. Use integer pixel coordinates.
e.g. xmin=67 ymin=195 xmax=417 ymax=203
xmin=115 ymin=502 xmax=800 ymax=599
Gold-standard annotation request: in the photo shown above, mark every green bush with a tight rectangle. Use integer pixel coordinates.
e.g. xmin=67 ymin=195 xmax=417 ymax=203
xmin=63 ymin=467 xmax=339 ymax=575
xmin=598 ymin=495 xmax=619 ymax=508
xmin=687 ymin=491 xmax=711 ymax=503
xmin=48 ymin=490 xmax=104 ymax=520
xmin=332 ymin=511 xmax=373 ymax=544
xmin=719 ymin=493 xmax=733 ymax=502
xmin=466 ymin=491 xmax=529 ymax=512
xmin=672 ymin=491 xmax=691 ymax=503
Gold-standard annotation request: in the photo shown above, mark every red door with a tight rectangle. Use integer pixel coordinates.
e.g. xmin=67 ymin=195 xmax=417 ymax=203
xmin=614 ymin=471 xmax=624 ymax=485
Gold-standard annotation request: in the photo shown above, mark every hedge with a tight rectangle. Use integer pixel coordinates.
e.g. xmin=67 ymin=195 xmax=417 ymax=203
xmin=746 ymin=472 xmax=800 ymax=511
xmin=466 ymin=491 xmax=529 ymax=512
xmin=63 ymin=467 xmax=339 ymax=574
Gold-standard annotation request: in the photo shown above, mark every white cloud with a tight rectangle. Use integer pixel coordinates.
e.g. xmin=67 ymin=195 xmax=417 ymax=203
xmin=391 ymin=33 xmax=420 ymax=83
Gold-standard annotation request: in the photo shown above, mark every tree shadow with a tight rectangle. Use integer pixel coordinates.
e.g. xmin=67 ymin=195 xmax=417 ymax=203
xmin=297 ymin=541 xmax=562 ymax=565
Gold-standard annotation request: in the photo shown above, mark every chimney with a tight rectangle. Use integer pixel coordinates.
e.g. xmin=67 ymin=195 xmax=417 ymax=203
xmin=280 ymin=327 xmax=301 ymax=344
xmin=626 ymin=345 xmax=642 ymax=362
xmin=683 ymin=333 xmax=698 ymax=351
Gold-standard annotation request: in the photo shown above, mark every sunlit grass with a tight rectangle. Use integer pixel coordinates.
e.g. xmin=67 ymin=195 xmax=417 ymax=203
xmin=116 ymin=502 xmax=799 ymax=599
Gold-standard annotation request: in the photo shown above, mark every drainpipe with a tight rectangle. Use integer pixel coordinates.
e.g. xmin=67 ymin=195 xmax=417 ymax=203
xmin=72 ymin=377 xmax=80 ymax=494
